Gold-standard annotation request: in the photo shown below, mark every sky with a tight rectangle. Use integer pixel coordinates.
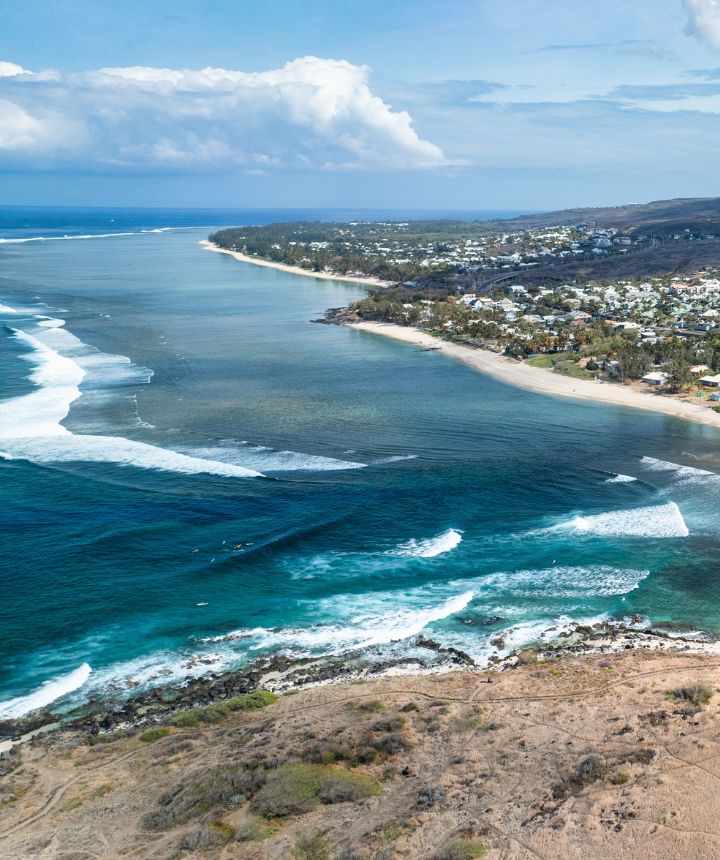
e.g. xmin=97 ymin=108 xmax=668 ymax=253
xmin=2 ymin=0 xmax=720 ymax=210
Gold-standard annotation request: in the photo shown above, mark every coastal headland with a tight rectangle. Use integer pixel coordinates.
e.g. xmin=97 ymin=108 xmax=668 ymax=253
xmin=4 ymin=647 xmax=720 ymax=859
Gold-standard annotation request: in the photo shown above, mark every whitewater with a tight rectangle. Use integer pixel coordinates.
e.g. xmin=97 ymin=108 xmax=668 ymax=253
xmin=3 ymin=216 xmax=720 ymax=722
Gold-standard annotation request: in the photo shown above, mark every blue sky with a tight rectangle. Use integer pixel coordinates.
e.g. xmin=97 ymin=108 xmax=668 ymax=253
xmin=2 ymin=0 xmax=720 ymax=210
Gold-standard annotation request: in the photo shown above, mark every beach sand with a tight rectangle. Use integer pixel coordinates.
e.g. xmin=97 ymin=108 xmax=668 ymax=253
xmin=200 ymin=240 xmax=392 ymax=288
xmin=350 ymin=320 xmax=720 ymax=429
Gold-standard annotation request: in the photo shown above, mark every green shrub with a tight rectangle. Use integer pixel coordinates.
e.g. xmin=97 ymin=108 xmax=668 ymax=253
xmin=610 ymin=771 xmax=629 ymax=785
xmin=293 ymin=831 xmax=331 ymax=860
xmin=370 ymin=716 xmax=405 ymax=733
xmin=139 ymin=726 xmax=171 ymax=743
xmin=171 ymin=711 xmax=200 ymax=728
xmin=143 ymin=764 xmax=257 ymax=831
xmin=226 ymin=690 xmax=278 ymax=710
xmin=348 ymin=699 xmax=385 ymax=715
xmin=670 ymin=684 xmax=714 ymax=708
xmin=251 ymin=764 xmax=379 ymax=818
xmin=178 ymin=821 xmax=234 ymax=851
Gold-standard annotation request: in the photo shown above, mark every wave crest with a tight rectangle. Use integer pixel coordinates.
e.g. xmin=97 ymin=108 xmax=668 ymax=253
xmin=567 ymin=502 xmax=688 ymax=538
xmin=0 ymin=663 xmax=92 ymax=719
xmin=390 ymin=528 xmax=463 ymax=558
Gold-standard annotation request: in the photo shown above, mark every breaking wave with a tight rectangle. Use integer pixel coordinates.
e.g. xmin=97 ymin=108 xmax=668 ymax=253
xmin=641 ymin=456 xmax=720 ymax=485
xmin=566 ymin=502 xmax=688 ymax=538
xmin=0 ymin=310 xmax=262 ymax=478
xmin=390 ymin=528 xmax=463 ymax=558
xmin=174 ymin=444 xmax=366 ymax=473
xmin=204 ymin=590 xmax=474 ymax=654
xmin=483 ymin=565 xmax=650 ymax=598
xmin=0 ymin=663 xmax=92 ymax=719
xmin=0 ymin=228 xmax=174 ymax=244
xmin=606 ymin=473 xmax=637 ymax=483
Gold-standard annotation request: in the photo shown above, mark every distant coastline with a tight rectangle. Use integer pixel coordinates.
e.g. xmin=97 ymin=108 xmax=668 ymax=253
xmin=349 ymin=321 xmax=720 ymax=428
xmin=200 ymin=240 xmax=392 ymax=287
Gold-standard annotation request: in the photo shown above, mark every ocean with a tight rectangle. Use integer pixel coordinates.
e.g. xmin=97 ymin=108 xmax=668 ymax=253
xmin=2 ymin=206 xmax=720 ymax=720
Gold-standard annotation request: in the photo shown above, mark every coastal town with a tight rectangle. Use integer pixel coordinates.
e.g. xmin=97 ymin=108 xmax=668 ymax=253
xmin=210 ymin=218 xmax=719 ymax=284
xmin=211 ymin=220 xmax=720 ymax=409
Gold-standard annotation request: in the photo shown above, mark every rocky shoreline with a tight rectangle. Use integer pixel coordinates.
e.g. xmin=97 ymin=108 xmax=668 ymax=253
xmin=2 ymin=619 xmax=718 ymax=749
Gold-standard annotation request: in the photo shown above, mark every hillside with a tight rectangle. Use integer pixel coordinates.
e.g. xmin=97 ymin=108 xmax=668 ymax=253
xmin=3 ymin=648 xmax=720 ymax=859
xmin=495 ymin=197 xmax=720 ymax=237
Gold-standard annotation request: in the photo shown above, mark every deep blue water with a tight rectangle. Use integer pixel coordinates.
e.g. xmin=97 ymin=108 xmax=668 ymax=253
xmin=2 ymin=207 xmax=720 ymax=719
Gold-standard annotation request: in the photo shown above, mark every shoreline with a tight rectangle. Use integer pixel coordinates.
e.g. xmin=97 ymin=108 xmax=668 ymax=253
xmin=349 ymin=320 xmax=720 ymax=429
xmin=199 ymin=238 xmax=720 ymax=429
xmin=3 ymin=620 xmax=720 ymax=747
xmin=200 ymin=239 xmax=393 ymax=288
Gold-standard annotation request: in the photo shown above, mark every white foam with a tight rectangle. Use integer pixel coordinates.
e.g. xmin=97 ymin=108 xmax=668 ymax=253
xmin=495 ymin=614 xmax=607 ymax=655
xmin=372 ymin=454 xmax=418 ymax=464
xmin=641 ymin=456 xmax=720 ymax=484
xmin=391 ymin=528 xmax=463 ymax=558
xmin=0 ymin=663 xmax=92 ymax=719
xmin=0 ymin=322 xmax=261 ymax=478
xmin=483 ymin=565 xmax=650 ymax=598
xmin=607 ymin=474 xmax=637 ymax=483
xmin=204 ymin=590 xmax=474 ymax=653
xmin=0 ymin=229 xmax=174 ymax=244
xmin=84 ymin=651 xmax=230 ymax=697
xmin=567 ymin=502 xmax=688 ymax=538
xmin=175 ymin=444 xmax=366 ymax=473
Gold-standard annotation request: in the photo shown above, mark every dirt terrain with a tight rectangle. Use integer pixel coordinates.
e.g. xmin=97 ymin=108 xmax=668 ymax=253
xmin=4 ymin=650 xmax=720 ymax=859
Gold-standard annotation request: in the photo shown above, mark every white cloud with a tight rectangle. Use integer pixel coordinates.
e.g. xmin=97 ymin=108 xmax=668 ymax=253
xmin=684 ymin=0 xmax=720 ymax=52
xmin=0 ymin=61 xmax=27 ymax=78
xmin=0 ymin=56 xmax=445 ymax=171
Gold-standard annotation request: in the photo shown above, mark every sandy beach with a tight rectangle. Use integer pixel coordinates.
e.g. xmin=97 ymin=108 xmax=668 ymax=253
xmin=350 ymin=320 xmax=720 ymax=429
xmin=200 ymin=240 xmax=392 ymax=288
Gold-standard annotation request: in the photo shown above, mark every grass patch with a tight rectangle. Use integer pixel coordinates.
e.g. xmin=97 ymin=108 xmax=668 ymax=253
xmin=525 ymin=354 xmax=554 ymax=368
xmin=553 ymin=360 xmax=592 ymax=380
xmin=139 ymin=726 xmax=171 ymax=743
xmin=526 ymin=352 xmax=591 ymax=379
xmin=348 ymin=699 xmax=385 ymax=716
xmin=226 ymin=690 xmax=278 ymax=710
xmin=251 ymin=763 xmax=379 ymax=818
xmin=59 ymin=796 xmax=83 ymax=813
xmin=170 ymin=710 xmax=200 ymax=728
xmin=451 ymin=712 xmax=484 ymax=733
xmin=168 ymin=689 xmax=277 ymax=729
xmin=434 ymin=839 xmax=488 ymax=860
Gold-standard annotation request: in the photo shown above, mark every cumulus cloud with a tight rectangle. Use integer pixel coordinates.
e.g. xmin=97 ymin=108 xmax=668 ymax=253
xmin=684 ymin=0 xmax=720 ymax=52
xmin=0 ymin=56 xmax=445 ymax=172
